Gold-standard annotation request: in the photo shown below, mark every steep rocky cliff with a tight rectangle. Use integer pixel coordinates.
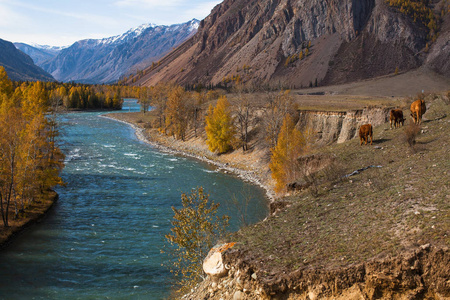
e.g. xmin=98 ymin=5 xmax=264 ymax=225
xmin=297 ymin=107 xmax=391 ymax=145
xmin=133 ymin=0 xmax=447 ymax=87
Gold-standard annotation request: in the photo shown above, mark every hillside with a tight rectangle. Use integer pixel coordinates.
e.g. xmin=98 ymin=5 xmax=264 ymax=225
xmin=0 ymin=38 xmax=54 ymax=82
xmin=185 ymin=92 xmax=450 ymax=300
xmin=130 ymin=0 xmax=449 ymax=88
xmin=107 ymin=81 xmax=449 ymax=298
xmin=40 ymin=20 xmax=199 ymax=84
xmin=13 ymin=43 xmax=63 ymax=66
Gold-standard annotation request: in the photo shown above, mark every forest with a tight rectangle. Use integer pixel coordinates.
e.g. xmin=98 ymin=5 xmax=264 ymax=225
xmin=0 ymin=66 xmax=65 ymax=227
xmin=0 ymin=66 xmax=148 ymax=227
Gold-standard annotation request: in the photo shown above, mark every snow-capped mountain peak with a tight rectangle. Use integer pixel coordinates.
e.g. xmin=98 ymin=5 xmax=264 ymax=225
xmin=98 ymin=23 xmax=157 ymax=45
xmin=40 ymin=18 xmax=200 ymax=84
xmin=30 ymin=43 xmax=69 ymax=52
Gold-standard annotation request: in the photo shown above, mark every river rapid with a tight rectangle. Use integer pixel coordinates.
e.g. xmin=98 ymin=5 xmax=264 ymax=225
xmin=0 ymin=100 xmax=268 ymax=299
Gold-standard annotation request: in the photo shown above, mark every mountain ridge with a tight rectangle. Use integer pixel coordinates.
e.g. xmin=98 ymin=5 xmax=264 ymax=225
xmin=0 ymin=39 xmax=54 ymax=82
xmin=130 ymin=0 xmax=449 ymax=88
xmin=36 ymin=19 xmax=199 ymax=84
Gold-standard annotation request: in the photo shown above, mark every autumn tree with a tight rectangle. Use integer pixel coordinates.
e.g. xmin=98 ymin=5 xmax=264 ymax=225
xmin=0 ymin=67 xmax=13 ymax=98
xmin=0 ymin=106 xmax=23 ymax=226
xmin=150 ymin=83 xmax=169 ymax=130
xmin=233 ymin=85 xmax=255 ymax=151
xmin=165 ymin=85 xmax=188 ymax=140
xmin=189 ymin=91 xmax=207 ymax=137
xmin=261 ymin=90 xmax=297 ymax=148
xmin=205 ymin=96 xmax=236 ymax=153
xmin=165 ymin=187 xmax=229 ymax=295
xmin=0 ymin=71 xmax=64 ymax=226
xmin=139 ymin=87 xmax=152 ymax=113
xmin=269 ymin=114 xmax=306 ymax=193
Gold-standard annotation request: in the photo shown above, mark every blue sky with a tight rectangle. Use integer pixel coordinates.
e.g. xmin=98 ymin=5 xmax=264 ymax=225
xmin=0 ymin=0 xmax=221 ymax=46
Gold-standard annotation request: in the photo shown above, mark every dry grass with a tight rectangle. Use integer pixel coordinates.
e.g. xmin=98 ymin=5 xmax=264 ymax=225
xmin=230 ymin=93 xmax=450 ymax=273
xmin=108 ymin=93 xmax=449 ymax=275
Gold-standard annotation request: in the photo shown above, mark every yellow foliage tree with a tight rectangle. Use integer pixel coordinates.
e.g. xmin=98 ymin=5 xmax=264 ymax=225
xmin=165 ymin=85 xmax=188 ymax=140
xmin=269 ymin=114 xmax=306 ymax=193
xmin=0 ymin=72 xmax=64 ymax=226
xmin=205 ymin=96 xmax=236 ymax=153
xmin=165 ymin=187 xmax=229 ymax=296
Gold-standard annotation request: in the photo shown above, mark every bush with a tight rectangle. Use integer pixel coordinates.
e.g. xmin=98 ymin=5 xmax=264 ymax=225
xmin=165 ymin=187 xmax=229 ymax=296
xmin=404 ymin=122 xmax=420 ymax=147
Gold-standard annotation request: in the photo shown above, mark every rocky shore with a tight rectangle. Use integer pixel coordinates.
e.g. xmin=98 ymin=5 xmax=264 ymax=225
xmin=102 ymin=113 xmax=275 ymax=201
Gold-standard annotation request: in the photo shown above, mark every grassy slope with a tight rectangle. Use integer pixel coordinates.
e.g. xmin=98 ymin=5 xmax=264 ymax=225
xmin=230 ymin=94 xmax=449 ymax=275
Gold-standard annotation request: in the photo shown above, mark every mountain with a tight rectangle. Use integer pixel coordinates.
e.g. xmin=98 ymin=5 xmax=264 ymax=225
xmin=40 ymin=19 xmax=199 ymax=84
xmin=131 ymin=0 xmax=450 ymax=88
xmin=0 ymin=38 xmax=55 ymax=82
xmin=14 ymin=43 xmax=66 ymax=65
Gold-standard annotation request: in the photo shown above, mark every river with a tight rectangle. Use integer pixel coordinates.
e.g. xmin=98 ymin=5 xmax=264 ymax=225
xmin=0 ymin=100 xmax=268 ymax=299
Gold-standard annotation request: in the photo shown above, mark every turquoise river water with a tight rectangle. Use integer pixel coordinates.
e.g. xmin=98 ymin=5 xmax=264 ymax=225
xmin=0 ymin=100 xmax=268 ymax=299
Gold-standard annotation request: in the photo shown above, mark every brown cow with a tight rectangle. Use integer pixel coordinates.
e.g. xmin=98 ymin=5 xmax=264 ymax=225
xmin=359 ymin=124 xmax=373 ymax=145
xmin=389 ymin=109 xmax=405 ymax=129
xmin=410 ymin=99 xmax=426 ymax=125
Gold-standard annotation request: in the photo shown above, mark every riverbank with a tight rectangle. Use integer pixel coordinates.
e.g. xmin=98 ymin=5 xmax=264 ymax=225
xmin=102 ymin=113 xmax=276 ymax=201
xmin=0 ymin=191 xmax=58 ymax=249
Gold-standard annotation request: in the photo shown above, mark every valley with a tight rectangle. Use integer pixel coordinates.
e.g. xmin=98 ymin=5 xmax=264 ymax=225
xmin=108 ymin=81 xmax=450 ymax=299
xmin=0 ymin=0 xmax=449 ymax=298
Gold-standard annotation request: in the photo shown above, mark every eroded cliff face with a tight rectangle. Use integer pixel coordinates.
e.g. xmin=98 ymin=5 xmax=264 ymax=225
xmin=297 ymin=107 xmax=390 ymax=145
xmin=134 ymin=0 xmax=439 ymax=88
xmin=186 ymin=245 xmax=449 ymax=299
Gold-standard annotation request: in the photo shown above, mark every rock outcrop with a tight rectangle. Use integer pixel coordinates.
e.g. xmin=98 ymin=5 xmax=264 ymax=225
xmin=297 ymin=107 xmax=391 ymax=145
xmin=132 ymin=0 xmax=446 ymax=88
xmin=203 ymin=243 xmax=236 ymax=279
xmin=186 ymin=245 xmax=449 ymax=299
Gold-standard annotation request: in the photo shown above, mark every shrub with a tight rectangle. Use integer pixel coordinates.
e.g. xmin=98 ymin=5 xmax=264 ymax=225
xmin=404 ymin=122 xmax=420 ymax=147
xmin=165 ymin=187 xmax=229 ymax=296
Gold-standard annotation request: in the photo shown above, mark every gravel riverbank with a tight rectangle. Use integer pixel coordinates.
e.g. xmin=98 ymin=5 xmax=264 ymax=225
xmin=102 ymin=114 xmax=275 ymax=201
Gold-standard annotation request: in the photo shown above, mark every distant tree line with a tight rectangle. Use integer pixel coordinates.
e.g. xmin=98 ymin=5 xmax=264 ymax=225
xmin=8 ymin=81 xmax=150 ymax=111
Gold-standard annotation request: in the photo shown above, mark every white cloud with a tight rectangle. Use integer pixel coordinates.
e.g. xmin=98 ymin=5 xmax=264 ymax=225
xmin=114 ymin=0 xmax=183 ymax=8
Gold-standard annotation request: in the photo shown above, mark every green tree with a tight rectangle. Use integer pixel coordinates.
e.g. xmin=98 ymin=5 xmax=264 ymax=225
xmin=205 ymin=96 xmax=236 ymax=153
xmin=165 ymin=187 xmax=229 ymax=295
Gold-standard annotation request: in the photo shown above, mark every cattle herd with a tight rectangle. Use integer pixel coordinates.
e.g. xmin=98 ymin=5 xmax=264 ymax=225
xmin=359 ymin=98 xmax=426 ymax=146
